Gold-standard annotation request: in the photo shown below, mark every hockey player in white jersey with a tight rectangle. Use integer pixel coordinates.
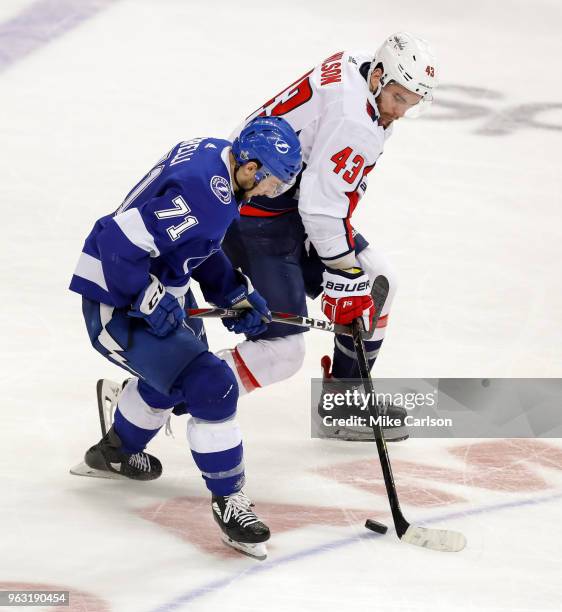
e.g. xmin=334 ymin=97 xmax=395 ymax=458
xmin=220 ymin=33 xmax=438 ymax=440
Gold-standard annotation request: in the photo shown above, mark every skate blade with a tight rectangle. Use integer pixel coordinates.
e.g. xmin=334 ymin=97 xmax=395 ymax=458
xmin=383 ymin=427 xmax=409 ymax=443
xmin=220 ymin=532 xmax=268 ymax=561
xmin=69 ymin=461 xmax=127 ymax=480
xmin=315 ymin=424 xmax=409 ymax=443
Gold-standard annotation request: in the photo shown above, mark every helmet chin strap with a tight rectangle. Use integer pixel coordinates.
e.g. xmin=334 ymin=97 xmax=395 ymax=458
xmin=367 ymin=59 xmax=382 ymax=98
xmin=232 ymin=164 xmax=257 ymax=204
xmin=369 ymin=76 xmax=382 ymax=106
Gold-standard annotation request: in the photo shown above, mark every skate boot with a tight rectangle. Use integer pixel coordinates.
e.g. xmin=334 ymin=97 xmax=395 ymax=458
xmin=212 ymin=490 xmax=270 ymax=560
xmin=80 ymin=425 xmax=162 ymax=481
xmin=96 ymin=378 xmax=126 ymax=435
xmin=315 ymin=356 xmax=409 ymax=442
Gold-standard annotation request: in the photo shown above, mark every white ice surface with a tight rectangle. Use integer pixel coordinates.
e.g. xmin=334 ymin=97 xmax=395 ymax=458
xmin=1 ymin=1 xmax=562 ymax=610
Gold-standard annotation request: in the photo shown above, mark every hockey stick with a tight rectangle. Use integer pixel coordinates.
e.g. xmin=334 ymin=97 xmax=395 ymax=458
xmin=187 ymin=307 xmax=361 ymax=337
xmin=354 ymin=276 xmax=466 ymax=552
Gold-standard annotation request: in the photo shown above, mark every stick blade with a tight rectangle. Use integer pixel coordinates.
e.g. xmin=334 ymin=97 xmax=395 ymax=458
xmin=401 ymin=525 xmax=466 ymax=552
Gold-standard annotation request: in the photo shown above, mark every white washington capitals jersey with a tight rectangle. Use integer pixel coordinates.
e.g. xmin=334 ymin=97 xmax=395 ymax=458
xmin=241 ymin=51 xmax=392 ymax=264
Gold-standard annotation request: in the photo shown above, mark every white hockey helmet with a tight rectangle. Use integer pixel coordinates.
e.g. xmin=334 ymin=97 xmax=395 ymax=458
xmin=369 ymin=32 xmax=437 ymax=116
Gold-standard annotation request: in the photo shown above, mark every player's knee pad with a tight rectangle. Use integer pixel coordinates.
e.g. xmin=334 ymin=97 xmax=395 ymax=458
xmin=220 ymin=334 xmax=306 ymax=393
xmin=177 ymin=351 xmax=239 ymax=421
xmin=356 ymin=246 xmax=398 ymax=313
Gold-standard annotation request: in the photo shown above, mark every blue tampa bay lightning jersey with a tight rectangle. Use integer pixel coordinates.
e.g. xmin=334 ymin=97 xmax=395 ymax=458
xmin=70 ymin=137 xmax=240 ymax=308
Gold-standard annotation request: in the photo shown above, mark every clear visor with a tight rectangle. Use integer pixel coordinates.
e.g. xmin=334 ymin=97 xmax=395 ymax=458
xmin=382 ymin=78 xmax=434 ymax=119
xmin=248 ymin=166 xmax=297 ymax=198
xmin=404 ymin=96 xmax=433 ymax=119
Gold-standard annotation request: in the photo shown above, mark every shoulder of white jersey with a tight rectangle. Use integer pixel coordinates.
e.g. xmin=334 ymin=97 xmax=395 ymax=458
xmin=310 ymin=49 xmax=372 ymax=84
xmin=310 ymin=51 xmax=382 ymax=134
xmin=342 ymin=52 xmax=381 ymax=125
xmin=344 ymin=50 xmax=376 ymax=70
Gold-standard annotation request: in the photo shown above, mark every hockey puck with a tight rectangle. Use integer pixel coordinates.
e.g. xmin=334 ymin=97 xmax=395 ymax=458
xmin=365 ymin=519 xmax=388 ymax=534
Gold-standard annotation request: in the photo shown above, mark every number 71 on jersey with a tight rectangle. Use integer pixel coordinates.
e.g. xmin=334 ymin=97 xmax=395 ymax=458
xmin=154 ymin=195 xmax=198 ymax=241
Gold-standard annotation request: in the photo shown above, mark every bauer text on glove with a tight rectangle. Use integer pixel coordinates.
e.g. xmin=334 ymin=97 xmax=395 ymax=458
xmin=321 ymin=267 xmax=375 ymax=331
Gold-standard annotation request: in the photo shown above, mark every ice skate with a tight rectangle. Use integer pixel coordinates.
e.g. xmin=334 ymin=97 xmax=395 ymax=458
xmin=212 ymin=490 xmax=270 ymax=560
xmin=96 ymin=378 xmax=125 ymax=435
xmin=315 ymin=356 xmax=409 ymax=442
xmin=70 ymin=425 xmax=162 ymax=480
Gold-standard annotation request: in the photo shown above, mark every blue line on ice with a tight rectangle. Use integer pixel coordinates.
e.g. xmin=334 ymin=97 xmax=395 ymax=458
xmin=0 ymin=0 xmax=118 ymax=73
xmin=149 ymin=490 xmax=562 ymax=612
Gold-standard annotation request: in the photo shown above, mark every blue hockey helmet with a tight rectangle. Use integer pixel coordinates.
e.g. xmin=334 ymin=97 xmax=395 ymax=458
xmin=231 ymin=116 xmax=302 ymax=184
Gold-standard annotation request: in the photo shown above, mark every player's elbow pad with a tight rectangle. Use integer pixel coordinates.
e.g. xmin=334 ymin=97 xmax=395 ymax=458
xmin=300 ymin=211 xmax=358 ymax=270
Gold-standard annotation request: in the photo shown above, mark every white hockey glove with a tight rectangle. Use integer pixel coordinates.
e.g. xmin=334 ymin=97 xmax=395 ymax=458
xmin=321 ymin=267 xmax=375 ymax=331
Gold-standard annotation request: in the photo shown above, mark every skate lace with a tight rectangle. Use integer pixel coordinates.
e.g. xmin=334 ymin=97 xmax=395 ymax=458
xmin=128 ymin=453 xmax=151 ymax=472
xmin=224 ymin=491 xmax=259 ymax=527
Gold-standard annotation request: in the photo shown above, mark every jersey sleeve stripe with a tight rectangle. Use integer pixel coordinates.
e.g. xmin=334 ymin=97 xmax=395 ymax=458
xmin=114 ymin=208 xmax=160 ymax=257
xmin=320 ymin=245 xmax=354 ymax=261
xmin=73 ymin=252 xmax=109 ymax=292
xmin=343 ymin=217 xmax=355 ymax=250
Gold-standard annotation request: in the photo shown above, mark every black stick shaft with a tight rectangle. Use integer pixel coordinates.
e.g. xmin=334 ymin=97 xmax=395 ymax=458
xmin=351 ymin=276 xmax=410 ymax=538
xmin=187 ymin=308 xmax=357 ymax=337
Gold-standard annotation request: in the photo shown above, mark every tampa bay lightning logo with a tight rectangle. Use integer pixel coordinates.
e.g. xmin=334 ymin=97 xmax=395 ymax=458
xmin=274 ymin=138 xmax=290 ymax=155
xmin=210 ymin=175 xmax=232 ymax=205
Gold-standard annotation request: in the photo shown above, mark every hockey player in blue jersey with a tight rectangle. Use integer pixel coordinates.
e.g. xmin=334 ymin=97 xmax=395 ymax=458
xmin=69 ymin=116 xmax=302 ymax=559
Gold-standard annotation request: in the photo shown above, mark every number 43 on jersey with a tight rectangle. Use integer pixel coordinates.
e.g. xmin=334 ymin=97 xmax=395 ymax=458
xmin=330 ymin=147 xmax=365 ymax=185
